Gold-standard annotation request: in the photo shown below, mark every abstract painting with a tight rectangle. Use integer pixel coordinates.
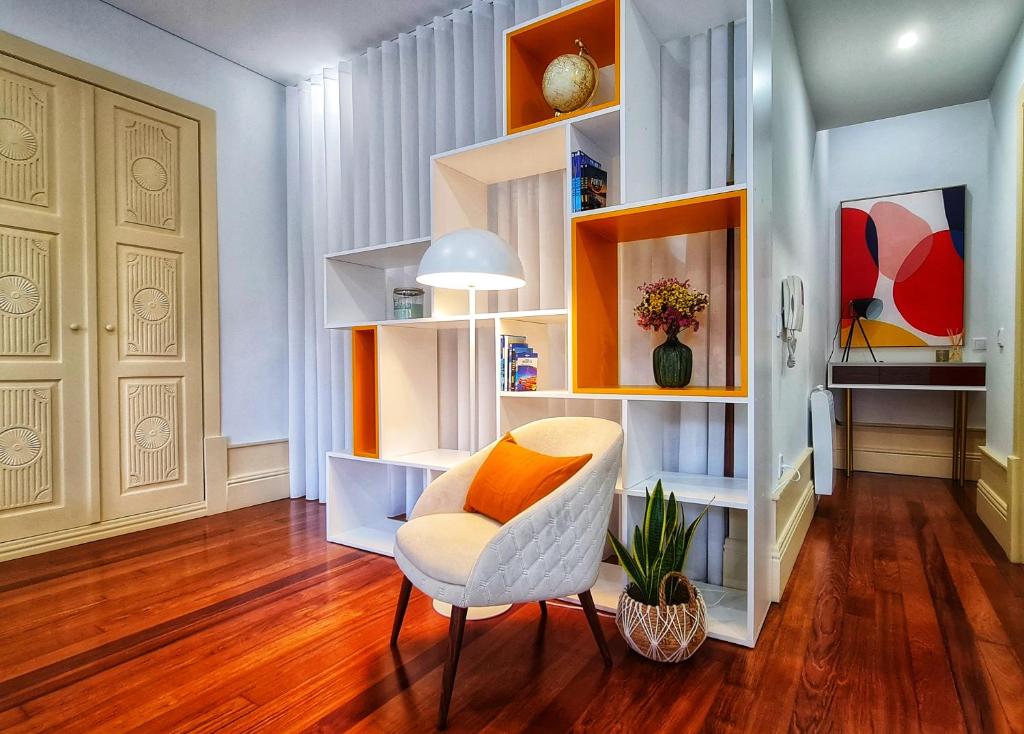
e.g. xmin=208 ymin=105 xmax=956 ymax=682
xmin=841 ymin=185 xmax=965 ymax=347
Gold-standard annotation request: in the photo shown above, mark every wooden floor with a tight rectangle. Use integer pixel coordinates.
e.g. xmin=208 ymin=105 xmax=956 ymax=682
xmin=0 ymin=472 xmax=1021 ymax=733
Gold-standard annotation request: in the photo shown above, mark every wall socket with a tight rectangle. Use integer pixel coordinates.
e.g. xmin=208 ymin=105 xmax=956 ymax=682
xmin=971 ymin=336 xmax=987 ymax=351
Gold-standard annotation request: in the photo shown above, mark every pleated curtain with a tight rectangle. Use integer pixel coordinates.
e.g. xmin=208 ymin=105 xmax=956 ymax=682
xmin=287 ymin=0 xmax=575 ymax=501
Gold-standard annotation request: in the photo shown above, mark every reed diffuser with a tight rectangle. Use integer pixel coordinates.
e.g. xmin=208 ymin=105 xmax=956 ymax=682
xmin=947 ymin=329 xmax=964 ymax=363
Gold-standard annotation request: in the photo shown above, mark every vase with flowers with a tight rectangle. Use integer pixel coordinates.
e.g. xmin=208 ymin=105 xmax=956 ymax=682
xmin=634 ymin=277 xmax=709 ymax=388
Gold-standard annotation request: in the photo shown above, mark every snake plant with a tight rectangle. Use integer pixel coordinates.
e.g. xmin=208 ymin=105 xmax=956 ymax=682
xmin=608 ymin=479 xmax=710 ymax=606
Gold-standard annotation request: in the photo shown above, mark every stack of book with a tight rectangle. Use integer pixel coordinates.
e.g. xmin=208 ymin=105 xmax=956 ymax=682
xmin=571 ymin=150 xmax=608 ymax=213
xmin=499 ymin=334 xmax=538 ymax=392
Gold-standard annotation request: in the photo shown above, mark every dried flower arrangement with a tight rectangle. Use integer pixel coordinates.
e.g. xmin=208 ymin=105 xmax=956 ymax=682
xmin=634 ymin=277 xmax=710 ymax=337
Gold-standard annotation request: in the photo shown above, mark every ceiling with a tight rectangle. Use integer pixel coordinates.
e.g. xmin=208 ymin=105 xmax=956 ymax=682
xmin=787 ymin=0 xmax=1024 ymax=130
xmin=101 ymin=0 xmax=462 ymax=85
xmin=103 ymin=0 xmax=1024 ymax=125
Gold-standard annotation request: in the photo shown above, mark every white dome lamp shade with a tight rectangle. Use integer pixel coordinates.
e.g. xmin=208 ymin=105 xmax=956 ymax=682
xmin=416 ymin=228 xmax=525 ymax=291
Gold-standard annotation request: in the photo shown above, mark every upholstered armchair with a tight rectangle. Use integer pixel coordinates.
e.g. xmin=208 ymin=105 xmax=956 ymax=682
xmin=389 ymin=416 xmax=624 ymax=729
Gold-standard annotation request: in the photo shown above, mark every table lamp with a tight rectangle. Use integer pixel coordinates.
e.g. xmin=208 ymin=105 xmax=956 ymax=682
xmin=841 ymin=297 xmax=882 ymax=362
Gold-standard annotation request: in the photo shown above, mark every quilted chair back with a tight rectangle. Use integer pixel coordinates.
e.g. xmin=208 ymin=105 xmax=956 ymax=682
xmin=462 ymin=417 xmax=624 ymax=606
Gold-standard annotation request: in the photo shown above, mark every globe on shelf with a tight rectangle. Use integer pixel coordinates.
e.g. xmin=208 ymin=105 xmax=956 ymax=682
xmin=541 ymin=39 xmax=599 ymax=115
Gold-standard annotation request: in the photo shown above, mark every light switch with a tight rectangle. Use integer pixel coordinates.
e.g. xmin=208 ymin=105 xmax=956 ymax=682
xmin=971 ymin=337 xmax=987 ymax=351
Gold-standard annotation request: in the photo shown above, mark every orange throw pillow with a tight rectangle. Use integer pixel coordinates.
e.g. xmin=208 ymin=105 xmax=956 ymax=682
xmin=463 ymin=433 xmax=592 ymax=524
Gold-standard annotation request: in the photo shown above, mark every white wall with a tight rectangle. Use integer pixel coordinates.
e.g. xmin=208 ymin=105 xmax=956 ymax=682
xmin=984 ymin=21 xmax=1024 ymax=460
xmin=818 ymin=101 xmax=992 ymax=432
xmin=771 ymin=0 xmax=824 ymax=473
xmin=1 ymin=0 xmax=289 ymax=445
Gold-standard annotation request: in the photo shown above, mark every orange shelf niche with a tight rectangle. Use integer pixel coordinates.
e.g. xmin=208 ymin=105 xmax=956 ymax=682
xmin=572 ymin=189 xmax=748 ymax=397
xmin=352 ymin=326 xmax=379 ymax=458
xmin=505 ymin=0 xmax=619 ymax=135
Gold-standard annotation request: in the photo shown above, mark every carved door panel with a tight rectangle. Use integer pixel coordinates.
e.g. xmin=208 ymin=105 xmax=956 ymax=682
xmin=0 ymin=55 xmax=97 ymax=542
xmin=94 ymin=90 xmax=203 ymax=519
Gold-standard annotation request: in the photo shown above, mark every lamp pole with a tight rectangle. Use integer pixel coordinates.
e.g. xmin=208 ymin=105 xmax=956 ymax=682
xmin=468 ymin=284 xmax=476 ymax=454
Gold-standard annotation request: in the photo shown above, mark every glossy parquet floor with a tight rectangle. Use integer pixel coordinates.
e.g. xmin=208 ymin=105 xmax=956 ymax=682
xmin=0 ymin=472 xmax=1021 ymax=732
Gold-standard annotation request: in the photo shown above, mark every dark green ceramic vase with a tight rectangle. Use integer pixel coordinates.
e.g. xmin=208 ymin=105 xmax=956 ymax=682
xmin=653 ymin=331 xmax=692 ymax=388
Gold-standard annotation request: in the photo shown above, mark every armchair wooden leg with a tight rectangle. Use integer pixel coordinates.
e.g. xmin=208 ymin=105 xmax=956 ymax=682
xmin=390 ymin=575 xmax=413 ymax=647
xmin=578 ymin=590 xmax=612 ymax=667
xmin=438 ymin=605 xmax=468 ymax=730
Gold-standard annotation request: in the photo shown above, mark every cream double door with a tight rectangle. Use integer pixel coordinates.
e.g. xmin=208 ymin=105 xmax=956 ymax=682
xmin=0 ymin=53 xmax=204 ymax=544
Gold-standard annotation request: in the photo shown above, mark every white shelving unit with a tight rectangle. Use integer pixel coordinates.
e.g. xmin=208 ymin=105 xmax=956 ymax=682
xmin=620 ymin=472 xmax=749 ymax=509
xmin=324 ymin=237 xmax=433 ymax=327
xmin=324 ymin=0 xmax=772 ymax=647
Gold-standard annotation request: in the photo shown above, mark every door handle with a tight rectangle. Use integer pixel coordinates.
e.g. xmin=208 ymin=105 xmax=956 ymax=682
xmin=104 ymin=323 xmax=115 ymax=333
xmin=69 ymin=323 xmax=81 ymax=332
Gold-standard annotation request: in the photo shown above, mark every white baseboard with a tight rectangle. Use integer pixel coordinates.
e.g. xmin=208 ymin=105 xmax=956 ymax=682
xmin=976 ymin=446 xmax=1021 ymax=562
xmin=0 ymin=501 xmax=208 ymax=563
xmin=771 ymin=447 xmax=816 ymax=602
xmin=833 ymin=422 xmax=983 ymax=480
xmin=226 ymin=439 xmax=290 ymax=511
xmin=227 ymin=471 xmax=290 ymax=511
xmin=0 ymin=439 xmax=290 ymax=562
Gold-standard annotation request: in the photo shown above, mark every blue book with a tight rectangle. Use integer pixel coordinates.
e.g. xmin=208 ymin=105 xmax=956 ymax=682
xmin=571 ymin=150 xmax=603 ymax=212
xmin=499 ymin=335 xmax=526 ymax=391
xmin=507 ymin=344 xmax=536 ymax=391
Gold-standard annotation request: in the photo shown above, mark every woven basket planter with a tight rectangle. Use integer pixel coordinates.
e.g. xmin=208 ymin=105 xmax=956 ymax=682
xmin=615 ymin=571 xmax=707 ymax=663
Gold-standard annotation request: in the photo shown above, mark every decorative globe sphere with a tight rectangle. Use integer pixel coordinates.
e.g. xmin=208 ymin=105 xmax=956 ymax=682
xmin=541 ymin=48 xmax=598 ymax=114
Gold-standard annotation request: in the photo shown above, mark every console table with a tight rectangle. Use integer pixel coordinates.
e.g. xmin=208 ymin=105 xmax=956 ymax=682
xmin=827 ymin=362 xmax=986 ymax=486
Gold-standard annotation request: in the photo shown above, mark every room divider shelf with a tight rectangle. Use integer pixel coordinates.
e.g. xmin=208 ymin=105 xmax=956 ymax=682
xmin=324 ymin=236 xmax=431 ymax=268
xmin=499 ymin=390 xmax=575 ymax=399
xmin=579 ymin=386 xmax=749 ymax=401
xmin=325 ymin=238 xmax=435 ymax=327
xmin=505 ymin=0 xmax=620 ymax=134
xmin=330 ymin=519 xmax=404 ymax=557
xmin=384 ymin=449 xmax=471 ymax=471
xmin=331 ymin=314 xmax=472 ymax=331
xmin=498 ymin=390 xmax=747 ymax=404
xmin=572 ymin=187 xmax=747 ymax=396
xmin=483 ymin=308 xmax=568 ymax=322
xmin=327 ymin=0 xmax=765 ymax=648
xmin=327 ymin=449 xmax=471 ymax=472
xmin=352 ymin=326 xmax=378 ymax=458
xmin=619 ymin=472 xmax=749 ymax=509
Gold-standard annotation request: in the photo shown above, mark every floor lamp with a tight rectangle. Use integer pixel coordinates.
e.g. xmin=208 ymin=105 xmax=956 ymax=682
xmin=841 ymin=297 xmax=883 ymax=362
xmin=417 ymin=227 xmax=525 ymax=621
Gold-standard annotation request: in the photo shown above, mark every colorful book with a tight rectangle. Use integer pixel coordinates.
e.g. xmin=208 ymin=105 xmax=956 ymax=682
xmin=571 ymin=150 xmax=601 ymax=177
xmin=507 ymin=344 xmax=536 ymax=391
xmin=580 ymin=163 xmax=607 ymax=210
xmin=570 ymin=150 xmax=607 ymax=213
xmin=499 ymin=334 xmax=526 ymax=391
xmin=514 ymin=357 xmax=538 ymax=391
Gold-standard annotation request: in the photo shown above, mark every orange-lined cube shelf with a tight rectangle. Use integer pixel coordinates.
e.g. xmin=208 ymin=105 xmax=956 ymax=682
xmin=572 ymin=188 xmax=748 ymax=397
xmin=505 ymin=0 xmax=619 ymax=135
xmin=352 ymin=326 xmax=379 ymax=458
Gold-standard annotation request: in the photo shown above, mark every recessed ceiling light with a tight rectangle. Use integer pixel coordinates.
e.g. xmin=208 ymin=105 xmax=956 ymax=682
xmin=897 ymin=31 xmax=919 ymax=50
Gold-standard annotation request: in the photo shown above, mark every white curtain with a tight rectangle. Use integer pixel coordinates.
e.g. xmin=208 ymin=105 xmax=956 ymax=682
xmin=287 ymin=0 xmax=568 ymax=500
xmin=286 ymin=0 xmax=744 ymax=581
